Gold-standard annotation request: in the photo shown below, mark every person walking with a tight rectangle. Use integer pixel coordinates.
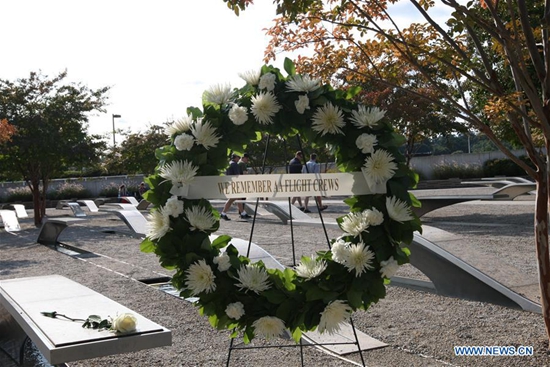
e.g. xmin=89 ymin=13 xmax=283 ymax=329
xmin=288 ymin=151 xmax=304 ymax=210
xmin=221 ymin=153 xmax=251 ymax=220
xmin=302 ymin=153 xmax=327 ymax=213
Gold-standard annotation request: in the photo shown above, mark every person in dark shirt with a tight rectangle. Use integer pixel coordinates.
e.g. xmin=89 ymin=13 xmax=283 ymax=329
xmin=288 ymin=151 xmax=304 ymax=210
xmin=221 ymin=153 xmax=250 ymax=220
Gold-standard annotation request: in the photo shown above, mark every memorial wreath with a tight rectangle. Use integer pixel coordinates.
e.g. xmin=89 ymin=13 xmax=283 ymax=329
xmin=140 ymin=59 xmax=421 ymax=343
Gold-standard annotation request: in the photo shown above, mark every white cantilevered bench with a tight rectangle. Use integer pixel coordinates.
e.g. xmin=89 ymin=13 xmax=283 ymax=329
xmin=37 ymin=217 xmax=87 ymax=246
xmin=0 ymin=275 xmax=171 ymax=366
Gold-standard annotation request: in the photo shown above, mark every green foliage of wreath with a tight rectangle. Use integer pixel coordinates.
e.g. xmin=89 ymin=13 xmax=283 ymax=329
xmin=140 ymin=58 xmax=422 ymax=343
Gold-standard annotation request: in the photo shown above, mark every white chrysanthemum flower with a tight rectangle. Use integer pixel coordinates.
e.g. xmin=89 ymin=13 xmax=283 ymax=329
xmin=228 ymin=104 xmax=248 ymax=125
xmin=286 ymin=74 xmax=320 ymax=92
xmin=356 ymin=133 xmax=378 ymax=154
xmin=295 ymin=256 xmax=327 ymax=279
xmin=312 ymin=102 xmax=346 ymax=136
xmin=236 ymin=265 xmax=271 ymax=294
xmin=344 ymin=242 xmax=375 ymax=277
xmin=295 ymin=95 xmax=310 ymax=114
xmin=185 ymin=260 xmax=216 ymax=296
xmin=350 ymin=106 xmax=386 ymax=129
xmin=225 ymin=302 xmax=245 ymax=320
xmin=205 ymin=83 xmax=233 ymax=105
xmin=191 ymin=118 xmax=221 ymax=150
xmin=363 ymin=149 xmax=397 ymax=191
xmin=159 ymin=160 xmax=198 ymax=196
xmin=250 ymin=92 xmax=281 ymax=125
xmin=164 ymin=196 xmax=184 ymax=217
xmin=339 ymin=211 xmax=370 ymax=237
xmin=331 ymin=238 xmax=349 ymax=264
xmin=252 ymin=316 xmax=286 ymax=339
xmin=386 ymin=196 xmax=414 ymax=223
xmin=380 ymin=256 xmax=399 ymax=278
xmin=365 ymin=208 xmax=384 ymax=226
xmin=147 ymin=210 xmax=171 ymax=240
xmin=258 ymin=73 xmax=276 ymax=91
xmin=238 ymin=69 xmax=261 ymax=86
xmin=185 ymin=206 xmax=216 ymax=232
xmin=318 ymin=300 xmax=352 ymax=335
xmin=174 ymin=133 xmax=194 ymax=151
xmin=213 ymin=252 xmax=232 ymax=272
xmin=165 ymin=114 xmax=193 ymax=137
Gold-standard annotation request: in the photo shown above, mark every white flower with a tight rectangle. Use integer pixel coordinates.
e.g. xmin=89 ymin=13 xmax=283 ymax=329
xmin=331 ymin=238 xmax=349 ymax=264
xmin=239 ymin=69 xmax=261 ymax=86
xmin=185 ymin=206 xmax=216 ymax=232
xmin=174 ymin=133 xmax=194 ymax=151
xmin=295 ymin=95 xmax=310 ymax=114
xmin=362 ymin=149 xmax=397 ymax=191
xmin=165 ymin=114 xmax=193 ymax=136
xmin=228 ymin=104 xmax=248 ymax=125
xmin=147 ymin=210 xmax=171 ymax=240
xmin=318 ymin=300 xmax=352 ymax=335
xmin=258 ymin=73 xmax=276 ymax=91
xmin=350 ymin=106 xmax=386 ymax=129
xmin=164 ymin=196 xmax=184 ymax=217
xmin=253 ymin=316 xmax=286 ymax=339
xmin=159 ymin=160 xmax=198 ymax=196
xmin=295 ymin=256 xmax=327 ymax=279
xmin=191 ymin=118 xmax=221 ymax=150
xmin=380 ymin=256 xmax=399 ymax=278
xmin=185 ymin=260 xmax=216 ymax=296
xmin=236 ymin=265 xmax=271 ymax=294
xmin=356 ymin=133 xmax=378 ymax=154
xmin=312 ymin=102 xmax=345 ymax=136
xmin=365 ymin=208 xmax=384 ymax=226
xmin=286 ymin=74 xmax=320 ymax=92
xmin=213 ymin=252 xmax=231 ymax=272
xmin=344 ymin=242 xmax=375 ymax=277
xmin=386 ymin=196 xmax=414 ymax=223
xmin=205 ymin=83 xmax=233 ymax=105
xmin=111 ymin=313 xmax=138 ymax=333
xmin=250 ymin=92 xmax=281 ymax=125
xmin=225 ymin=302 xmax=245 ymax=320
xmin=339 ymin=211 xmax=370 ymax=237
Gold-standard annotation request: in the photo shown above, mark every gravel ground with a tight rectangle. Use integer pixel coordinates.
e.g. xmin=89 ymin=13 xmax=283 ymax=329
xmin=1 ymin=191 xmax=549 ymax=367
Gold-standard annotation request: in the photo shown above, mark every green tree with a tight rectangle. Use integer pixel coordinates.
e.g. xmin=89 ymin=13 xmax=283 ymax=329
xmin=225 ymin=0 xmax=550 ymax=343
xmin=102 ymin=124 xmax=167 ymax=175
xmin=0 ymin=71 xmax=109 ymax=225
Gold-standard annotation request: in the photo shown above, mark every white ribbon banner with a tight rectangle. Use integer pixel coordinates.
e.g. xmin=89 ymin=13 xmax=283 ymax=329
xmin=181 ymin=172 xmax=385 ymax=200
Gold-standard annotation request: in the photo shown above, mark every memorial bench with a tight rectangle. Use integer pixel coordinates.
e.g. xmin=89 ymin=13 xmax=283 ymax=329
xmin=0 ymin=210 xmax=21 ymax=233
xmin=412 ymin=182 xmax=537 ymax=217
xmin=37 ymin=217 xmax=87 ymax=246
xmin=238 ymin=200 xmax=317 ymax=224
xmin=0 ymin=275 xmax=171 ymax=366
xmin=287 ymin=219 xmax=540 ymax=313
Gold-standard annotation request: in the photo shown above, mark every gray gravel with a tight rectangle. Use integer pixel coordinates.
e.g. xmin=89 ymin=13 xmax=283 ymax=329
xmin=1 ymin=192 xmax=549 ymax=366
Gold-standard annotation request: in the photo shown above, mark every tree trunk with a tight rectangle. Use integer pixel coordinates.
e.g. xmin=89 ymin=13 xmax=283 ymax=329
xmin=30 ymin=178 xmax=43 ymax=226
xmin=535 ymin=172 xmax=550 ymax=342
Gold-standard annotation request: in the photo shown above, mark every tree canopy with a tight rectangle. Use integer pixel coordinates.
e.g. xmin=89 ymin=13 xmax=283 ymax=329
xmin=0 ymin=70 xmax=109 ymax=224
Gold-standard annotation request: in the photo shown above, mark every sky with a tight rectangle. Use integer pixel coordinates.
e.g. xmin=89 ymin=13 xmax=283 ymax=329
xmin=1 ymin=0 xmax=453 ymax=143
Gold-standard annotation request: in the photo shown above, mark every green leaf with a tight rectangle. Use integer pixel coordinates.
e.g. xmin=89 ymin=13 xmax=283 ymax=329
xmin=292 ymin=327 xmax=302 ymax=343
xmin=284 ymin=57 xmax=296 ymax=76
xmin=263 ymin=289 xmax=288 ymax=304
xmin=140 ymin=238 xmax=156 ymax=253
xmin=347 ymin=289 xmax=363 ymax=308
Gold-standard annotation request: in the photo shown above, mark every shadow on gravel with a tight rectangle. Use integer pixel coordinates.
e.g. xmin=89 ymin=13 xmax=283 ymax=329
xmin=0 ymin=260 xmax=41 ymax=276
